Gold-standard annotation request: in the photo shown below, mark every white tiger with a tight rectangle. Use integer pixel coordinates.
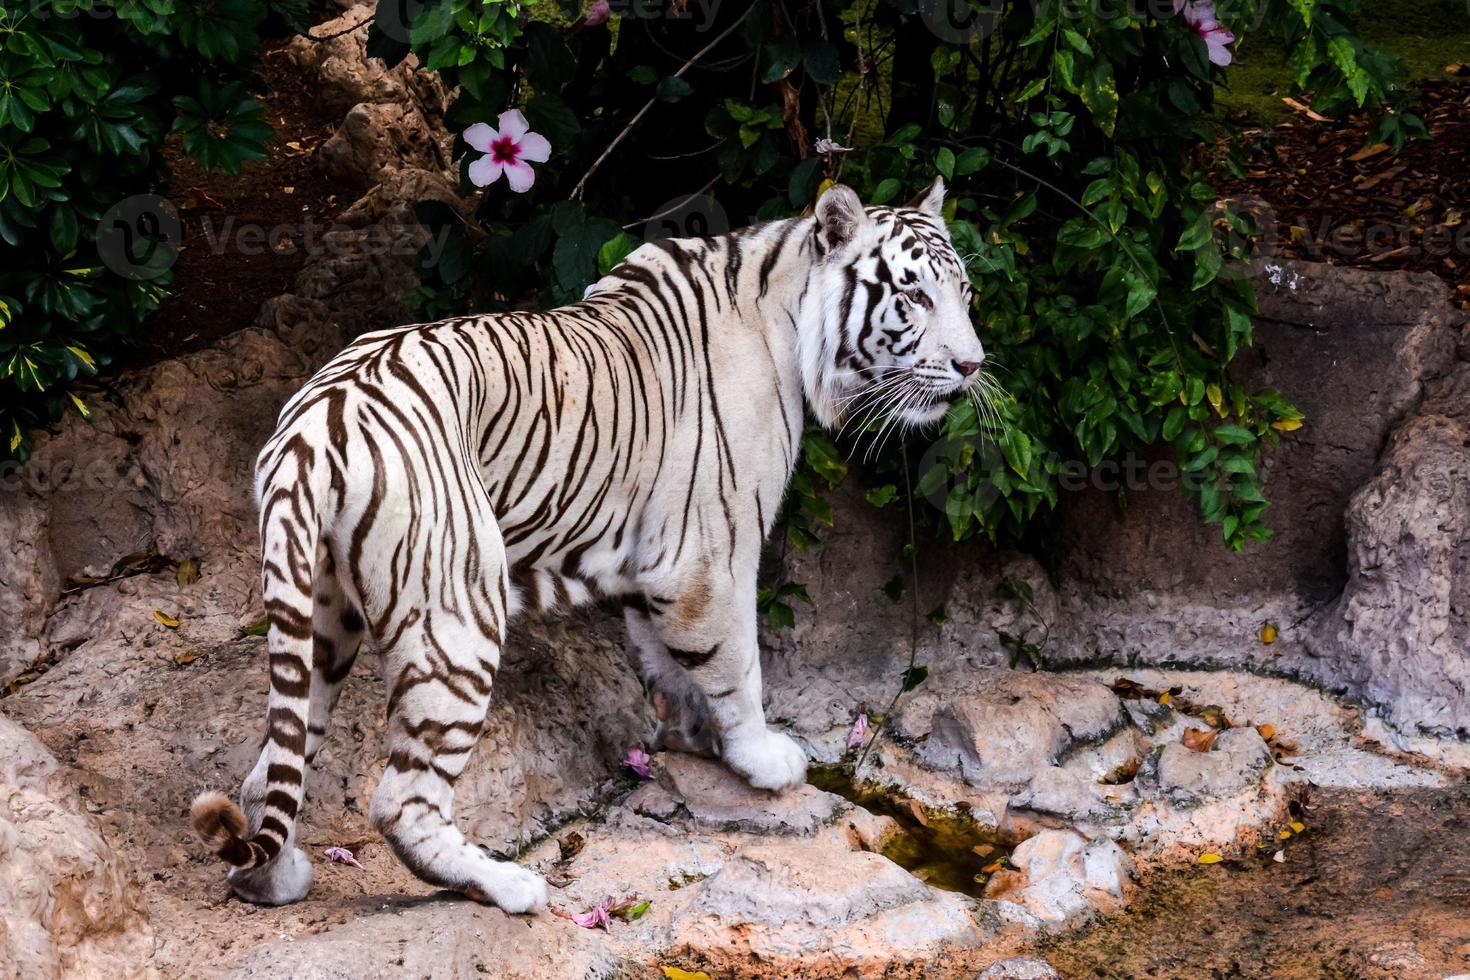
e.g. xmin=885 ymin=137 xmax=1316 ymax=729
xmin=191 ymin=179 xmax=985 ymax=912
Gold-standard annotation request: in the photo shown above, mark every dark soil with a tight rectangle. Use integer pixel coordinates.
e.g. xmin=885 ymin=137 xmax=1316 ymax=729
xmin=1037 ymin=786 xmax=1470 ymax=980
xmin=118 ymin=40 xmax=346 ymax=372
xmin=1217 ymin=78 xmax=1470 ymax=312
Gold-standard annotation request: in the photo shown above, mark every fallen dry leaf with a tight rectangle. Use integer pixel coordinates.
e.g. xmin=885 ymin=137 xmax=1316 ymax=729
xmin=972 ymin=843 xmax=996 ymax=858
xmin=1197 ymin=852 xmax=1225 ymax=864
xmin=1347 ymin=142 xmax=1390 ymax=162
xmin=1182 ymin=728 xmax=1219 ymax=752
xmin=174 ymin=651 xmax=204 ymax=667
xmin=1157 ymin=692 xmax=1173 ymax=706
xmin=1288 ymin=820 xmax=1305 ymax=834
xmin=176 ymin=558 xmax=200 ymax=587
xmin=1257 ymin=723 xmax=1278 ymax=740
xmin=153 ymin=610 xmax=181 ymax=629
xmin=1259 ymin=622 xmax=1278 ymax=644
xmin=559 ymin=832 xmax=586 ymax=862
xmin=907 ymin=799 xmax=930 ymax=827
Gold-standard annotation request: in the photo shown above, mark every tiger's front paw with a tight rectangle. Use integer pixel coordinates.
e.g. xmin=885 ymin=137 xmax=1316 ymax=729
xmin=466 ymin=862 xmax=549 ymax=915
xmin=722 ymin=728 xmax=808 ymax=793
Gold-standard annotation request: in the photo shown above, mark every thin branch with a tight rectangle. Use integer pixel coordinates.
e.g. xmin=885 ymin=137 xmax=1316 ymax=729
xmin=298 ymin=11 xmax=375 ymax=42
xmin=570 ymin=5 xmax=757 ymax=200
xmin=621 ymin=174 xmax=720 ymax=231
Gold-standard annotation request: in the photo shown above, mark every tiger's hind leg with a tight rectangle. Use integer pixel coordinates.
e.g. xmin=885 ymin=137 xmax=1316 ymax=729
xmin=305 ymin=542 xmax=366 ymax=766
xmin=624 ymin=602 xmax=718 ymax=756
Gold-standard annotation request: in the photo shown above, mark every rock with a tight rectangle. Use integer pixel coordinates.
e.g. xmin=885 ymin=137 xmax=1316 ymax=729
xmin=319 ymin=102 xmax=451 ymax=192
xmin=976 ymin=957 xmax=1062 ymax=979
xmin=666 ymin=843 xmax=990 ymax=975
xmin=1306 ymin=415 xmax=1470 ymax=737
xmin=281 ymin=3 xmax=449 ymax=116
xmin=220 ymin=900 xmax=617 ymax=979
xmin=985 ymin=829 xmax=1130 ymax=926
xmin=903 ymin=672 xmax=1125 ymax=791
xmin=629 ymin=754 xmax=841 ymax=836
xmin=0 ymin=491 xmax=53 ymax=685
xmin=1150 ymin=727 xmax=1274 ymax=810
xmin=0 ymin=716 xmax=154 ymax=978
xmin=1009 ymin=766 xmax=1123 ymax=826
xmin=1057 ymin=258 xmax=1461 ymax=605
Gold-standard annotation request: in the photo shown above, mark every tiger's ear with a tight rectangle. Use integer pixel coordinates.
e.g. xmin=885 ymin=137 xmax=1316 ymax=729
xmin=907 ymin=176 xmax=946 ymax=216
xmin=814 ymin=184 xmax=866 ymax=255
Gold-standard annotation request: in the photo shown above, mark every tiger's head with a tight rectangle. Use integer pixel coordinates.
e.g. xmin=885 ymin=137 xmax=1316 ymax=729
xmin=800 ymin=178 xmax=985 ymax=431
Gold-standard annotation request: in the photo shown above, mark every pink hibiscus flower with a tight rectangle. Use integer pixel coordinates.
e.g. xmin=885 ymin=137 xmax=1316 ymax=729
xmin=584 ymin=0 xmax=611 ymax=26
xmin=847 ymin=712 xmax=870 ymax=750
xmin=1175 ymin=0 xmax=1236 ymax=67
xmin=463 ymin=109 xmax=551 ymax=193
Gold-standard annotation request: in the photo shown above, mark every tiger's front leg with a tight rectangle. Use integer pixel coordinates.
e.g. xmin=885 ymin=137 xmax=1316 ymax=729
xmin=643 ymin=580 xmax=807 ymax=792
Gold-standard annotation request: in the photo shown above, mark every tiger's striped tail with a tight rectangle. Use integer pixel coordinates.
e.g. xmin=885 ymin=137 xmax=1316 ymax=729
xmin=193 ymin=432 xmax=326 ymax=872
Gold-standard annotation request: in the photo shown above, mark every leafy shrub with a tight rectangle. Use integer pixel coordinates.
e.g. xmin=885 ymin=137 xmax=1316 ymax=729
xmin=0 ymin=0 xmax=284 ymax=461
xmin=388 ymin=0 xmax=1417 ymax=551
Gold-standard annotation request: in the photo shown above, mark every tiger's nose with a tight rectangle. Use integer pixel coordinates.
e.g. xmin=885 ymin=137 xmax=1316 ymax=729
xmin=953 ymin=359 xmax=984 ymax=377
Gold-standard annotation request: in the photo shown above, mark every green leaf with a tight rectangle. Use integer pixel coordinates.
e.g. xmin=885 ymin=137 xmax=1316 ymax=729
xmin=935 ymin=147 xmax=955 ymax=181
xmin=596 ymin=233 xmax=636 ymax=276
xmin=871 ymin=178 xmax=902 ymax=205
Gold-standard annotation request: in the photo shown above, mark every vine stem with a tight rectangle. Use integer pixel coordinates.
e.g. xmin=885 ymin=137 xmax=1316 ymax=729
xmin=569 ymin=5 xmax=755 ymax=201
xmin=855 ymin=442 xmax=923 ymax=770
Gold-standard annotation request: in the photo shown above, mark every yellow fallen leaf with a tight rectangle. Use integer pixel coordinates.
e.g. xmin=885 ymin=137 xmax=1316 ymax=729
xmin=174 ymin=651 xmax=204 ymax=666
xmin=1158 ymin=692 xmax=1173 ymax=706
xmin=981 ymin=860 xmax=1005 ymax=874
xmin=1257 ymin=723 xmax=1277 ymax=740
xmin=661 ymin=969 xmax=712 ymax=980
xmin=1197 ymin=852 xmax=1224 ymax=864
xmin=1272 ymin=418 xmax=1303 ymax=433
xmin=176 ymin=558 xmax=200 ymax=587
xmin=1279 ymin=829 xmax=1292 ymax=840
xmin=1288 ymin=821 xmax=1305 ymax=834
xmin=153 ymin=610 xmax=181 ymax=629
xmin=1259 ymin=623 xmax=1278 ymax=645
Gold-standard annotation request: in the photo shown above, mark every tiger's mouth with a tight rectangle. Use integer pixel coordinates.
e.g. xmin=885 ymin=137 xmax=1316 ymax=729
xmin=899 ymin=383 xmax=965 ymax=425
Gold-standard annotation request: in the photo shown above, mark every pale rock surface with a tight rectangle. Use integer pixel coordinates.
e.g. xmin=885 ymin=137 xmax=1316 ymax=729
xmin=0 ymin=715 xmax=154 ymax=979
xmin=984 ymin=830 xmax=1130 ymax=927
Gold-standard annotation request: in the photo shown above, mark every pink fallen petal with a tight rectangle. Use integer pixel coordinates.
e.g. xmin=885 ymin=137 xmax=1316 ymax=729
xmin=847 ymin=712 xmax=870 ymax=749
xmin=567 ymin=897 xmax=613 ymax=930
xmin=623 ymin=745 xmax=653 ymax=779
xmin=323 ymin=846 xmax=364 ymax=870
